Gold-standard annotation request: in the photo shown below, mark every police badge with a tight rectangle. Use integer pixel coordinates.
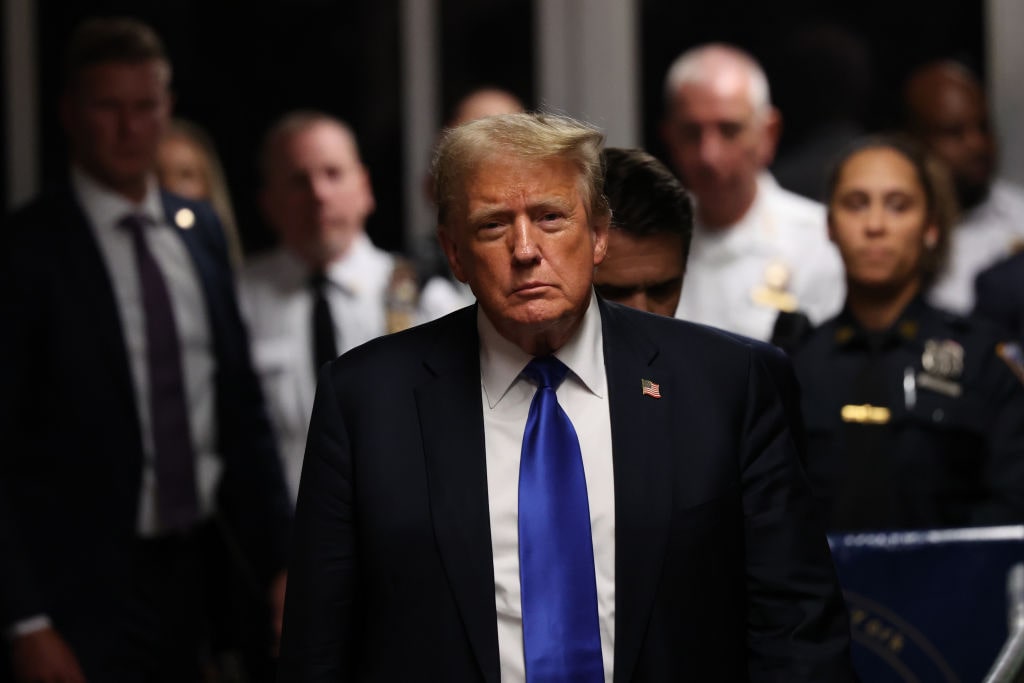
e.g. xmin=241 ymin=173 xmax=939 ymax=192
xmin=918 ymin=339 xmax=964 ymax=397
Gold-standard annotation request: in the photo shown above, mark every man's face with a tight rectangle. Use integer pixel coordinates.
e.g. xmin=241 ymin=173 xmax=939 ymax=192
xmin=261 ymin=122 xmax=374 ymax=268
xmin=828 ymin=147 xmax=936 ymax=293
xmin=594 ymin=230 xmax=684 ymax=317
xmin=439 ymin=153 xmax=608 ymax=352
xmin=62 ymin=60 xmax=171 ymax=198
xmin=662 ymin=78 xmax=774 ymax=225
xmin=914 ymin=82 xmax=994 ymax=206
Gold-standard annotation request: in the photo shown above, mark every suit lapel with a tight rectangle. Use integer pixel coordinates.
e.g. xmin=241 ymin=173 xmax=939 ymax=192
xmin=600 ymin=301 xmax=674 ymax=683
xmin=58 ymin=193 xmax=138 ymax=424
xmin=415 ymin=308 xmax=501 ymax=683
xmin=160 ymin=193 xmax=229 ymax=346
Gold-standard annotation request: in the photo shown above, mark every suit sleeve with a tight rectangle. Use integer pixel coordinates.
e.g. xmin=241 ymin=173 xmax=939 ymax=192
xmin=974 ymin=265 xmax=1023 ymax=340
xmin=277 ymin=365 xmax=356 ymax=682
xmin=974 ymin=341 xmax=1024 ymax=525
xmin=738 ymin=348 xmax=858 ymax=682
xmin=0 ymin=226 xmax=48 ymax=627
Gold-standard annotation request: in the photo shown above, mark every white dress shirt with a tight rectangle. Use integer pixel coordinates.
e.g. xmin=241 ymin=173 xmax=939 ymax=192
xmin=675 ymin=172 xmax=845 ymax=340
xmin=239 ymin=234 xmax=396 ymax=499
xmin=478 ymin=292 xmax=615 ymax=683
xmin=72 ymin=167 xmax=221 ymax=536
xmin=928 ymin=179 xmax=1024 ymax=314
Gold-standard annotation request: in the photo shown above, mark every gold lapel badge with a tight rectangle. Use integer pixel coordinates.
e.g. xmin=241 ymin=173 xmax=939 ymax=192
xmin=841 ymin=404 xmax=891 ymax=424
xmin=174 ymin=208 xmax=196 ymax=229
xmin=750 ymin=260 xmax=797 ymax=313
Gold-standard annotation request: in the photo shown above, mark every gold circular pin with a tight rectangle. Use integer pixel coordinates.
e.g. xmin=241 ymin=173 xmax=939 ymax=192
xmin=174 ymin=208 xmax=196 ymax=229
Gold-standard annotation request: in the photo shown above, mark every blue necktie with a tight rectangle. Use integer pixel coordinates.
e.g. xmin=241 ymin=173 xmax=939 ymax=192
xmin=518 ymin=356 xmax=603 ymax=683
xmin=120 ymin=213 xmax=199 ymax=532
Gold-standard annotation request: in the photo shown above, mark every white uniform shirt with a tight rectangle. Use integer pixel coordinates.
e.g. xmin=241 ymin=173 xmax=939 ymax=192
xmin=418 ymin=275 xmax=475 ymax=323
xmin=928 ymin=179 xmax=1024 ymax=314
xmin=675 ymin=173 xmax=845 ymax=340
xmin=73 ymin=167 xmax=221 ymax=536
xmin=239 ymin=233 xmax=396 ymax=499
xmin=479 ymin=292 xmax=616 ymax=683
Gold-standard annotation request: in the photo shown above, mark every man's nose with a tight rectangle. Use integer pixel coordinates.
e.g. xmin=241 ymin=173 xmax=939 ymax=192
xmin=622 ymin=290 xmax=649 ymax=313
xmin=511 ymin=217 xmax=540 ymax=263
xmin=698 ymin=132 xmax=723 ymax=167
xmin=310 ymin=176 xmax=333 ymax=201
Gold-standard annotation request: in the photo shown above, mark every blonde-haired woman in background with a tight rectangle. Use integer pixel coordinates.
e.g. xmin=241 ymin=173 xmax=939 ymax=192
xmin=157 ymin=118 xmax=245 ymax=268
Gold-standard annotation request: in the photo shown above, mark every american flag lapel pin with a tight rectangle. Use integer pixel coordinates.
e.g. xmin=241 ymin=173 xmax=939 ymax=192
xmin=641 ymin=378 xmax=661 ymax=398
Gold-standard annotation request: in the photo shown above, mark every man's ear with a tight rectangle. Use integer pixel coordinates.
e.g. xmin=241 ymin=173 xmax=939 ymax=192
xmin=359 ymin=164 xmax=376 ymax=217
xmin=437 ymin=226 xmax=468 ymax=282
xmin=592 ymin=217 xmax=609 ymax=266
xmin=759 ymin=106 xmax=782 ymax=166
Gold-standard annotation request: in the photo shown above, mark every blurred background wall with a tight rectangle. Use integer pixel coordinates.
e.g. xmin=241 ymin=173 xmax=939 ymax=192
xmin=4 ymin=0 xmax=1019 ymax=256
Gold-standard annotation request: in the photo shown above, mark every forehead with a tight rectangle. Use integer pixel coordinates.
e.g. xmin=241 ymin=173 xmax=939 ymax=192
xmin=278 ymin=122 xmax=360 ymax=169
xmin=925 ymin=82 xmax=987 ymax=125
xmin=670 ymin=73 xmax=754 ymax=122
xmin=462 ymin=153 xmax=582 ymax=204
xmin=74 ymin=59 xmax=169 ymax=96
xmin=601 ymin=230 xmax=684 ymax=271
xmin=836 ymin=148 xmax=921 ymax=190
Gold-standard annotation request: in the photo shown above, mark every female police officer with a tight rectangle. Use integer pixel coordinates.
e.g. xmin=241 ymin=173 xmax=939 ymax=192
xmin=791 ymin=135 xmax=1024 ymax=532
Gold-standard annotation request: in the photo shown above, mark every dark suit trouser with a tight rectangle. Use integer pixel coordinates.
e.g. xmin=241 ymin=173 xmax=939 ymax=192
xmin=68 ymin=529 xmax=209 ymax=682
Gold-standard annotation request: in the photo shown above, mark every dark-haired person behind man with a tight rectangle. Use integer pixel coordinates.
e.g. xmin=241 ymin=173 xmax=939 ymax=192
xmin=596 ymin=147 xmax=808 ymax=459
xmin=0 ymin=17 xmax=291 ymax=681
xmin=593 ymin=147 xmax=691 ymax=317
xmin=279 ymin=114 xmax=854 ymax=681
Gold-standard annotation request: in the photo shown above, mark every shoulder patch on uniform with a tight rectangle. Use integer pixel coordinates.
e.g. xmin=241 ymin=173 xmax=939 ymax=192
xmin=997 ymin=342 xmax=1024 ymax=386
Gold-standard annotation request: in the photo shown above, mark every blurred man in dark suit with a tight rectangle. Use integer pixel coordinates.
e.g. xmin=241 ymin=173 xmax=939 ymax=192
xmin=0 ymin=17 xmax=290 ymax=682
xmin=279 ymin=113 xmax=854 ymax=682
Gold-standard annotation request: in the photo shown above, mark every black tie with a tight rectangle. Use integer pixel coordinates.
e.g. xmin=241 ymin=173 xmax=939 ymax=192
xmin=119 ymin=213 xmax=199 ymax=533
xmin=310 ymin=271 xmax=338 ymax=375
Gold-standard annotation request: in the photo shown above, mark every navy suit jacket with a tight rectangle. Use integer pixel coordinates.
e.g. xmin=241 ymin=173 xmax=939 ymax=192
xmin=0 ymin=187 xmax=291 ymax=644
xmin=975 ymin=250 xmax=1024 ymax=340
xmin=279 ymin=299 xmax=854 ymax=682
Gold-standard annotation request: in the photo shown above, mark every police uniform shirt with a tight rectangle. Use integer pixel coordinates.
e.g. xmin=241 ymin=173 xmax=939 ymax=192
xmin=418 ymin=274 xmax=475 ymax=324
xmin=928 ymin=179 xmax=1024 ymax=314
xmin=239 ymin=233 xmax=397 ymax=499
xmin=674 ymin=172 xmax=845 ymax=341
xmin=791 ymin=296 xmax=1024 ymax=532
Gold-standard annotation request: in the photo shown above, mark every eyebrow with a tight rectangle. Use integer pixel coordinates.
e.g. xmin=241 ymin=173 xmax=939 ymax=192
xmin=465 ymin=195 xmax=575 ymax=225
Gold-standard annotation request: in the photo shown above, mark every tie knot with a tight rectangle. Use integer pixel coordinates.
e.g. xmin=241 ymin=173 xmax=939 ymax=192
xmin=118 ymin=213 xmax=152 ymax=235
xmin=523 ymin=355 xmax=570 ymax=389
xmin=309 ymin=271 xmax=328 ymax=291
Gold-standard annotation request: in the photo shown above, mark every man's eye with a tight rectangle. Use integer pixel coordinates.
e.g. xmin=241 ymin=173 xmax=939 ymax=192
xmin=649 ymin=279 xmax=682 ymax=299
xmin=719 ymin=123 xmax=742 ymax=139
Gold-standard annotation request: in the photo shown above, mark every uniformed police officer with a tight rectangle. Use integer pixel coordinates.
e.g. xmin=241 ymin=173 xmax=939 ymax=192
xmin=791 ymin=134 xmax=1024 ymax=532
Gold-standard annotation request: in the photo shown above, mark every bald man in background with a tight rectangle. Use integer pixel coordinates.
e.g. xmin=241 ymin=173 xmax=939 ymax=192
xmin=904 ymin=60 xmax=1024 ymax=314
xmin=240 ymin=111 xmax=417 ymax=501
xmin=661 ymin=43 xmax=844 ymax=342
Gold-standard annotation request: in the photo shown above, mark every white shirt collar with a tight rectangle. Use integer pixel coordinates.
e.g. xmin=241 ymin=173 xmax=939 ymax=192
xmin=478 ymin=289 xmax=606 ymax=409
xmin=275 ymin=231 xmax=377 ymax=295
xmin=70 ymin=165 xmax=165 ymax=231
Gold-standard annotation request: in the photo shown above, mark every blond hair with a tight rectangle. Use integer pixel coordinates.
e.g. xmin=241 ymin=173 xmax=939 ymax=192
xmin=431 ymin=112 xmax=609 ymax=228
